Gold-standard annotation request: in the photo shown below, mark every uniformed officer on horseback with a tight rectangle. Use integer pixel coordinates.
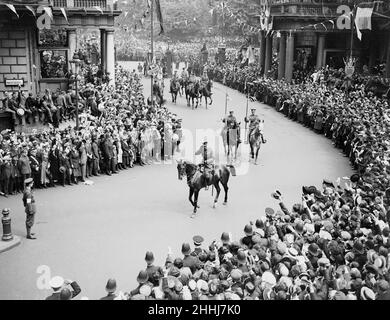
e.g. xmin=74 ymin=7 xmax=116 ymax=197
xmin=181 ymin=68 xmax=189 ymax=80
xmin=245 ymin=108 xmax=266 ymax=143
xmin=195 ymin=137 xmax=214 ymax=190
xmin=201 ymin=70 xmax=209 ymax=87
xmin=223 ymin=110 xmax=238 ymax=128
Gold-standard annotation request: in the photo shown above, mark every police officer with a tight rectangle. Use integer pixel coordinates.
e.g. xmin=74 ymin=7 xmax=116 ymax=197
xmin=23 ymin=177 xmax=37 ymax=239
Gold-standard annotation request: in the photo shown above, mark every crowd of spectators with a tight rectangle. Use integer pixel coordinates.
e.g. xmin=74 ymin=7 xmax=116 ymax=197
xmin=112 ymin=63 xmax=390 ymax=300
xmin=0 ymin=66 xmax=182 ymax=197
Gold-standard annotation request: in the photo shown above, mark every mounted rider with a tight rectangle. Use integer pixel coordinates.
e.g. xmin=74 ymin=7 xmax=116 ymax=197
xmin=172 ymin=70 xmax=179 ymax=81
xmin=223 ymin=110 xmax=238 ymax=129
xmin=195 ymin=137 xmax=214 ymax=190
xmin=245 ymin=108 xmax=266 ymax=143
xmin=170 ymin=71 xmax=180 ymax=89
xmin=201 ymin=70 xmax=209 ymax=87
xmin=188 ymin=71 xmax=197 ymax=84
xmin=181 ymin=68 xmax=189 ymax=81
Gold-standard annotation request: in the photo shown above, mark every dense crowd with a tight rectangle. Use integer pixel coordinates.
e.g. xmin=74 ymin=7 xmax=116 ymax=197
xmin=105 ymin=63 xmax=390 ymax=300
xmin=0 ymin=66 xmax=182 ymax=197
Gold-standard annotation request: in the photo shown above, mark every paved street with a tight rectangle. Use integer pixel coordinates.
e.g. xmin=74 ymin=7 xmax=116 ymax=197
xmin=0 ymin=64 xmax=353 ymax=300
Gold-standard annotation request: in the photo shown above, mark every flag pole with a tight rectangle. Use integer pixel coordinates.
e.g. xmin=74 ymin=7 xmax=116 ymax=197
xmin=224 ymin=92 xmax=228 ymax=116
xmin=244 ymin=80 xmax=249 ymax=144
xmin=151 ymin=0 xmax=154 ymax=102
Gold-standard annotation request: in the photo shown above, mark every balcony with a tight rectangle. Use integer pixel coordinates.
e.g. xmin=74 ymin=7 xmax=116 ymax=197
xmin=50 ymin=0 xmax=118 ymax=10
xmin=270 ymin=0 xmax=390 ymax=18
xmin=270 ymin=1 xmax=340 ymax=18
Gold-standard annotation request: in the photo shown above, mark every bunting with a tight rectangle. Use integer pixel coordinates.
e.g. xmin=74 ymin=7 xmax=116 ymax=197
xmin=25 ymin=5 xmax=35 ymax=17
xmin=5 ymin=4 xmax=19 ymax=18
xmin=60 ymin=7 xmax=68 ymax=24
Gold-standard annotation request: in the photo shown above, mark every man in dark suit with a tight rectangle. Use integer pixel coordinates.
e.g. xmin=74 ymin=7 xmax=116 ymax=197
xmin=101 ymin=133 xmax=114 ymax=175
xmin=45 ymin=276 xmax=81 ymax=300
xmin=29 ymin=149 xmax=40 ymax=188
xmin=59 ymin=149 xmax=72 ymax=186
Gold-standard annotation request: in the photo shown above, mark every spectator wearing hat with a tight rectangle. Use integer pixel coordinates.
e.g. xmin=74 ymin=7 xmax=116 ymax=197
xmin=144 ymin=251 xmax=164 ymax=287
xmin=129 ymin=270 xmax=153 ymax=298
xmin=191 ymin=235 xmax=207 ymax=257
xmin=240 ymin=224 xmax=255 ymax=249
xmin=45 ymin=276 xmax=81 ymax=300
xmin=100 ymin=278 xmax=118 ymax=300
xmin=182 ymin=243 xmax=199 ymax=273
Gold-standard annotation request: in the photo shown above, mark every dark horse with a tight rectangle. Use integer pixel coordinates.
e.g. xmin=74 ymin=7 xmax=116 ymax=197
xmin=249 ymin=126 xmax=262 ymax=165
xmin=199 ymin=80 xmax=213 ymax=109
xmin=177 ymin=160 xmax=230 ymax=217
xmin=185 ymin=81 xmax=200 ymax=109
xmin=170 ymin=79 xmax=180 ymax=103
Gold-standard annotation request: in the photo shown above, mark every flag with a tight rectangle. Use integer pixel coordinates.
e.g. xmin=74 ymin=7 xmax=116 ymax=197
xmin=147 ymin=0 xmax=151 ymax=8
xmin=247 ymin=45 xmax=255 ymax=65
xmin=43 ymin=6 xmax=53 ymax=20
xmin=25 ymin=5 xmax=36 ymax=17
xmin=226 ymin=93 xmax=231 ymax=101
xmin=154 ymin=0 xmax=164 ymax=34
xmin=93 ymin=6 xmax=104 ymax=14
xmin=355 ymin=7 xmax=373 ymax=41
xmin=60 ymin=8 xmax=68 ymax=24
xmin=5 ymin=4 xmax=19 ymax=18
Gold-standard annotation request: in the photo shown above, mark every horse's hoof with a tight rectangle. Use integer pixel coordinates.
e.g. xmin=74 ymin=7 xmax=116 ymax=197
xmin=223 ymin=202 xmax=227 ymax=206
xmin=190 ymin=214 xmax=195 ymax=219
xmin=197 ymin=205 xmax=200 ymax=208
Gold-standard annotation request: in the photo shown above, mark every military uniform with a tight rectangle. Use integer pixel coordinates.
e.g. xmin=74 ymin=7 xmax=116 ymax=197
xmin=23 ymin=179 xmax=36 ymax=239
xmin=223 ymin=114 xmax=237 ymax=128
xmin=245 ymin=113 xmax=260 ymax=140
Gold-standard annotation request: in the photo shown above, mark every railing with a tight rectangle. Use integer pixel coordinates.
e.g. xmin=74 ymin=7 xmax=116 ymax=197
xmin=270 ymin=0 xmax=390 ymax=16
xmin=270 ymin=2 xmax=340 ymax=17
xmin=50 ymin=0 xmax=118 ymax=10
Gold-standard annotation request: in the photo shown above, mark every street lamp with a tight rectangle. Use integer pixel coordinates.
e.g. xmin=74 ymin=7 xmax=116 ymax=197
xmin=69 ymin=51 xmax=81 ymax=130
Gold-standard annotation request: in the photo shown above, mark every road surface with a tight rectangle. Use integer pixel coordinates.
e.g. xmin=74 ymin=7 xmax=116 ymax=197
xmin=0 ymin=62 xmax=354 ymax=299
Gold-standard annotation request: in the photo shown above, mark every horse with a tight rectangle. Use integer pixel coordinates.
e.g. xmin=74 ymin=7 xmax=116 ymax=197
xmin=221 ymin=122 xmax=241 ymax=162
xmin=249 ymin=126 xmax=262 ymax=165
xmin=177 ymin=160 xmax=230 ymax=217
xmin=179 ymin=78 xmax=187 ymax=95
xmin=185 ymin=81 xmax=200 ymax=109
xmin=170 ymin=79 xmax=181 ymax=103
xmin=199 ymin=80 xmax=213 ymax=109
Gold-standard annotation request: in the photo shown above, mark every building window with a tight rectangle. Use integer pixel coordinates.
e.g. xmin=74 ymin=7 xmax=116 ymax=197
xmin=38 ymin=29 xmax=68 ymax=48
xmin=40 ymin=50 xmax=68 ymax=78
